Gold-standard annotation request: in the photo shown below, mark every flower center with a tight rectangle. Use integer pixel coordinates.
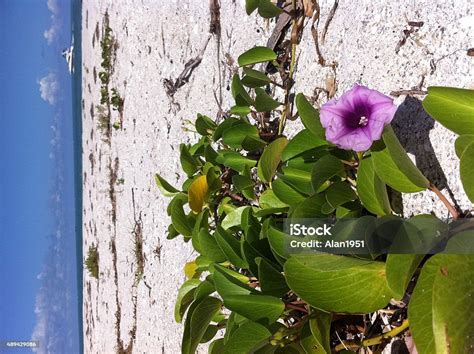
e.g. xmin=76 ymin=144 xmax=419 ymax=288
xmin=358 ymin=115 xmax=368 ymax=127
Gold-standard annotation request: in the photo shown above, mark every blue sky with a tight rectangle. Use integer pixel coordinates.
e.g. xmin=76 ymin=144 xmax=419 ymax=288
xmin=0 ymin=0 xmax=80 ymax=353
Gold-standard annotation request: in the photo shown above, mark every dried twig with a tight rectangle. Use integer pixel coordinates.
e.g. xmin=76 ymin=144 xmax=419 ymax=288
xmin=389 ymin=89 xmax=427 ymax=97
xmin=163 ymin=34 xmax=211 ymax=99
xmin=320 ymin=0 xmax=339 ymax=44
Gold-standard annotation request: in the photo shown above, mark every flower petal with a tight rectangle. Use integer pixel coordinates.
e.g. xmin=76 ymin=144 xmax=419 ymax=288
xmin=318 ymin=84 xmax=396 ymax=151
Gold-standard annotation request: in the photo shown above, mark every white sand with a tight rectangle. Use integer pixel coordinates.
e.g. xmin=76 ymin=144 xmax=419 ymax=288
xmin=82 ymin=1 xmax=473 ymax=353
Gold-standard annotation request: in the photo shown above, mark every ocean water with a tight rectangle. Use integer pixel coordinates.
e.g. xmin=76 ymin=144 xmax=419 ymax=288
xmin=71 ymin=0 xmax=83 ymax=351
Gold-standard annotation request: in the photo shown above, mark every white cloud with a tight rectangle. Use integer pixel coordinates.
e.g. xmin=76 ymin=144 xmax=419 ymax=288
xmin=38 ymin=73 xmax=59 ymax=105
xmin=46 ymin=0 xmax=59 ymax=15
xmin=44 ymin=0 xmax=60 ymax=44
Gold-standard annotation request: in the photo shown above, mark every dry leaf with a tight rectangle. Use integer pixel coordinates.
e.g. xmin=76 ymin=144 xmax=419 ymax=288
xmin=302 ymin=0 xmax=315 ymax=17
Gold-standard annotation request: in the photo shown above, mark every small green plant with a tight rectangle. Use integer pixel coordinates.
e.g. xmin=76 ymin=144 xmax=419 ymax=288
xmin=111 ymin=88 xmax=124 ymax=112
xmin=155 ymin=2 xmax=474 ymax=354
xmin=85 ymin=245 xmax=99 ymax=279
xmin=100 ymin=87 xmax=109 ymax=105
xmin=96 ymin=12 xmax=122 ymax=139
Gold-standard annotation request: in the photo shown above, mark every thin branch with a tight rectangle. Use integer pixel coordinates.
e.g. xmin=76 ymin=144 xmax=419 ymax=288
xmin=335 ymin=319 xmax=410 ymax=352
xmin=390 ymin=89 xmax=427 ymax=97
xmin=285 ymin=303 xmax=308 ymax=313
xmin=320 ymin=0 xmax=339 ymax=44
xmin=278 ymin=0 xmax=299 ymax=135
xmin=430 ymin=183 xmax=460 ymax=220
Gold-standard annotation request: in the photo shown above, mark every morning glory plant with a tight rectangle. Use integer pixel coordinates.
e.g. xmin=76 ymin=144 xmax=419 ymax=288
xmin=320 ymin=84 xmax=397 ymax=152
xmin=154 ymin=2 xmax=474 ymax=353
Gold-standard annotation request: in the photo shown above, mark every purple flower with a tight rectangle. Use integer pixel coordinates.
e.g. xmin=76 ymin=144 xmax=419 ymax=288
xmin=320 ymin=84 xmax=397 ymax=152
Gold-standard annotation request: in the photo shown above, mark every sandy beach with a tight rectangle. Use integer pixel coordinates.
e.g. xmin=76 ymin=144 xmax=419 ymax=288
xmin=81 ymin=1 xmax=473 ymax=352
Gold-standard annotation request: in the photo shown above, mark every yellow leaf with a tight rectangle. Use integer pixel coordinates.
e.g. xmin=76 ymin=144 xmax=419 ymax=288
xmin=188 ymin=175 xmax=209 ymax=213
xmin=184 ymin=261 xmax=199 ymax=279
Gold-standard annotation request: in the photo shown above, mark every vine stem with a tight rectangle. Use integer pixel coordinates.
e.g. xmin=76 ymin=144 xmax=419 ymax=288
xmin=278 ymin=0 xmax=298 ymax=136
xmin=334 ymin=319 xmax=410 ymax=352
xmin=429 ymin=183 xmax=459 ymax=220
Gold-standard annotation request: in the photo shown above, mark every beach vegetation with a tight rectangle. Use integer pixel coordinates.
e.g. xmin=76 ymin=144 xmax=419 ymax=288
xmin=132 ymin=216 xmax=144 ymax=286
xmin=155 ymin=1 xmax=474 ymax=353
xmin=111 ymin=88 xmax=124 ymax=112
xmin=85 ymin=244 xmax=99 ymax=279
xmin=96 ymin=105 xmax=110 ymax=138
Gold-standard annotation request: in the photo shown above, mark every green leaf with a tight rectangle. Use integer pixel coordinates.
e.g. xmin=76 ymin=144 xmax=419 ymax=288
xmin=224 ymin=321 xmax=272 ymax=353
xmin=301 ymin=311 xmax=331 ymax=354
xmin=311 ymin=155 xmax=344 ymax=192
xmin=295 ymin=93 xmax=325 ymax=140
xmin=195 ymin=114 xmax=217 ymax=135
xmin=282 ymin=130 xmax=327 ymax=161
xmin=254 ymin=87 xmax=281 ymax=112
xmin=198 ymin=229 xmax=227 ymax=262
xmin=211 ymin=264 xmax=249 ymax=283
xmin=238 ymin=46 xmax=278 ymax=67
xmin=291 ymin=194 xmax=327 ymax=220
xmin=230 ymin=105 xmax=252 ymax=116
xmin=259 ymin=189 xmax=288 ymax=209
xmin=455 ymin=134 xmax=474 ymax=158
xmin=167 ymin=224 xmax=179 ymax=240
xmin=213 ymin=117 xmax=239 ymax=140
xmin=245 ymin=0 xmax=259 ymax=15
xmin=257 ymin=0 xmax=283 ymax=18
xmin=385 ymin=254 xmax=423 ymax=300
xmin=309 ymin=311 xmax=332 ymax=354
xmin=241 ymin=207 xmax=261 ymax=244
xmin=212 ymin=264 xmax=255 ymax=299
xmin=182 ymin=296 xmax=222 ymax=354
xmin=258 ymin=137 xmax=288 ymax=183
xmin=371 ymin=126 xmax=429 ymax=193
xmin=204 ymin=144 xmax=219 ymax=164
xmin=444 ymin=230 xmax=474 ymax=253
xmin=154 ymin=173 xmax=179 ymax=197
xmin=209 ymin=338 xmax=225 ymax=354
xmin=422 ymin=86 xmax=474 ymax=135
xmin=224 ymin=294 xmax=285 ymax=324
xmin=194 ymin=277 xmax=216 ymax=302
xmin=409 ymin=254 xmax=474 ymax=354
xmin=180 ymin=143 xmax=199 ymax=177
xmin=324 ymin=181 xmax=357 ymax=211
xmin=267 ymin=226 xmax=312 ymax=260
xmin=432 ymin=255 xmax=474 ymax=354
xmin=356 ymin=156 xmax=391 ymax=216
xmin=206 ymin=166 xmax=222 ymax=193
xmin=221 ymin=207 xmax=247 ymax=230
xmin=170 ymin=198 xmax=193 ymax=236
xmin=335 ymin=201 xmax=362 ymax=218
xmin=272 ymin=178 xmax=306 ymax=206
xmin=389 ymin=215 xmax=447 ymax=254
xmin=216 ymin=151 xmax=257 ymax=172
xmin=215 ymin=227 xmax=248 ymax=269
xmin=175 ymin=279 xmax=201 ymax=323
xmin=201 ymin=325 xmax=219 ymax=343
xmin=257 ymin=257 xmax=289 ymax=296
xmin=284 ymin=254 xmax=393 ymax=313
xmin=460 ymin=142 xmax=474 ymax=202
xmin=222 ymin=121 xmax=260 ymax=148
xmin=231 ymin=74 xmax=253 ymax=106
xmin=242 ymin=67 xmax=271 ymax=88
xmin=279 ymin=167 xmax=313 ymax=195
xmin=242 ymin=135 xmax=267 ymax=151
xmin=233 ymin=174 xmax=256 ymax=200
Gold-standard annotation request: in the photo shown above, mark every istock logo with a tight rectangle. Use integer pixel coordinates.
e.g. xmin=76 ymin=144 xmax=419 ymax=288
xmin=289 ymin=223 xmax=332 ymax=236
